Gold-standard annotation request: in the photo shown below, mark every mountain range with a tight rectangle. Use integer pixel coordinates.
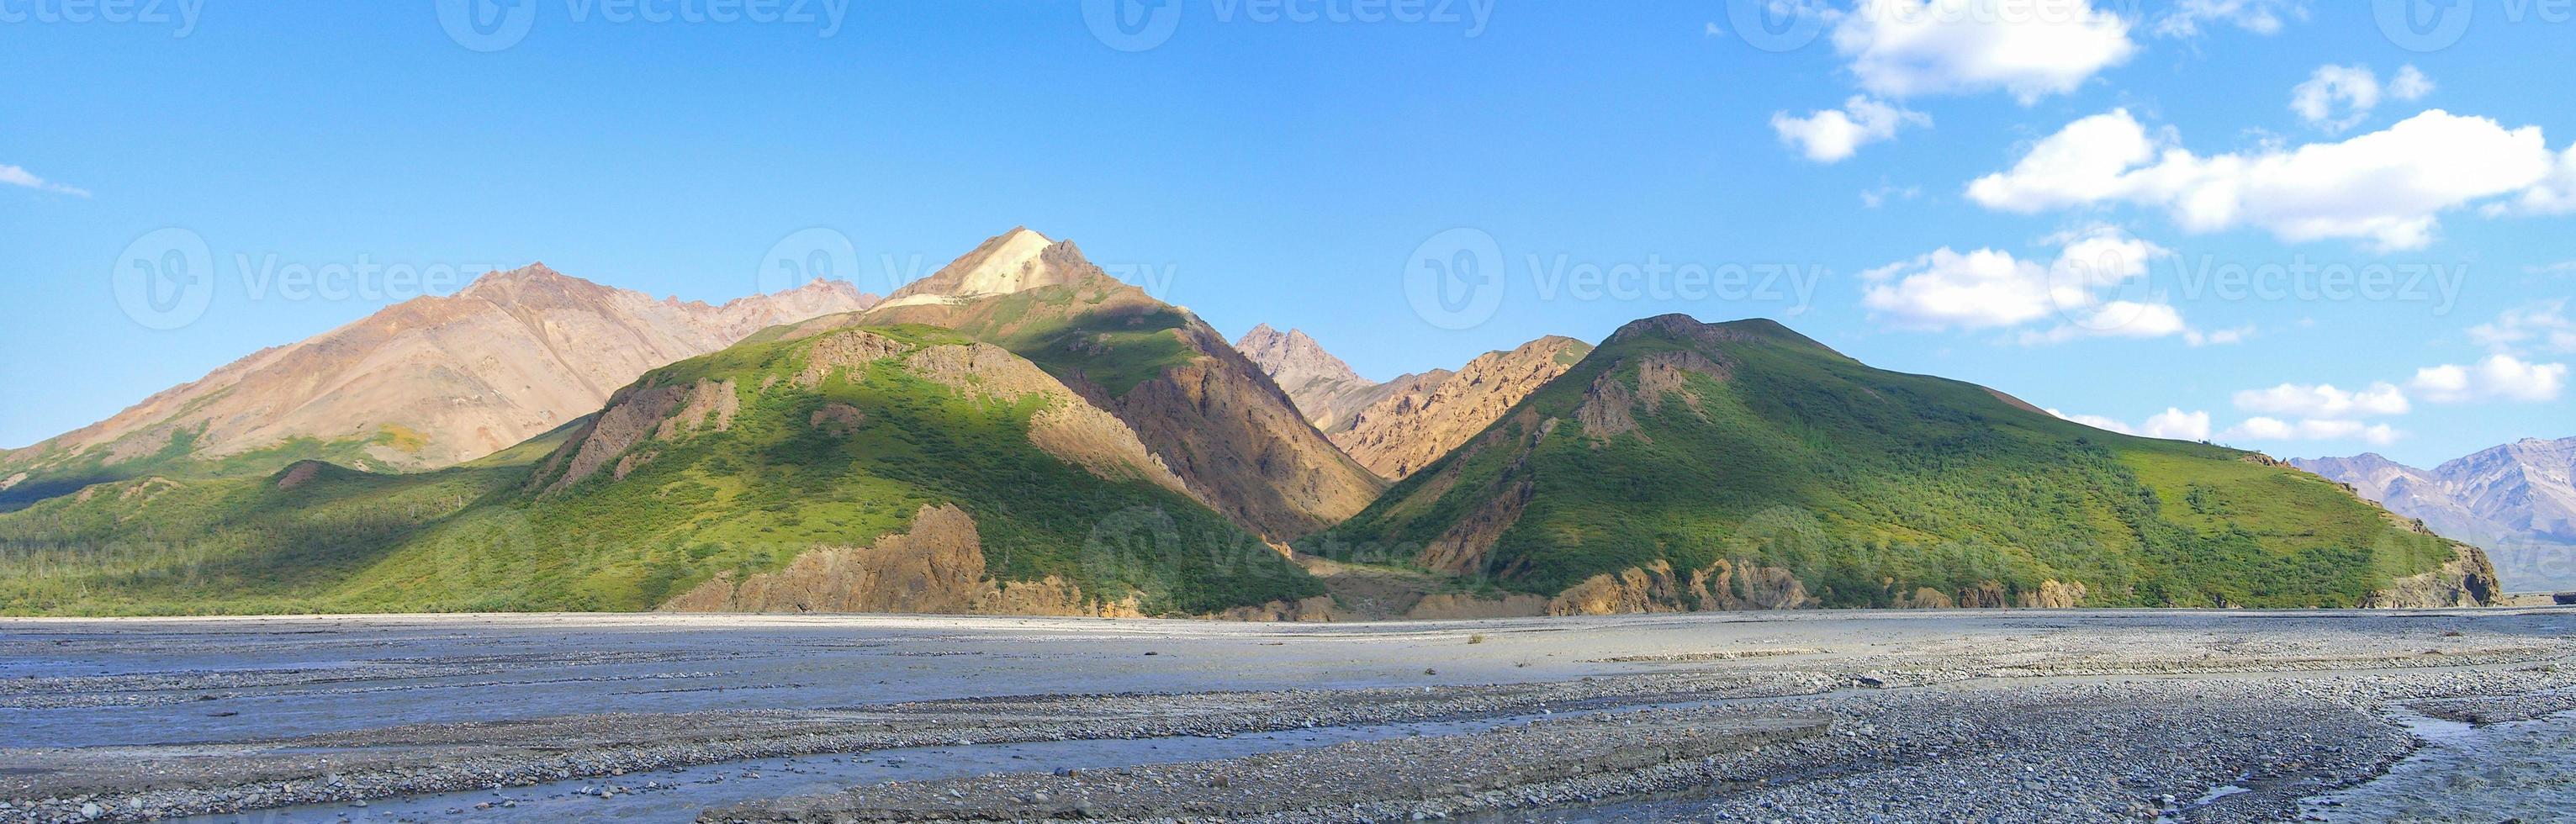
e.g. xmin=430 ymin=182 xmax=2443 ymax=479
xmin=0 ymin=228 xmax=2506 ymax=616
xmin=1235 ymin=326 xmax=1592 ymax=480
xmin=0 ymin=268 xmax=876 ymax=510
xmin=2293 ymin=439 xmax=2576 ymax=591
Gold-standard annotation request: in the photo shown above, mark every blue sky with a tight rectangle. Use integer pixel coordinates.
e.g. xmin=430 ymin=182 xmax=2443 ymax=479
xmin=3 ymin=1 xmax=2571 ymax=467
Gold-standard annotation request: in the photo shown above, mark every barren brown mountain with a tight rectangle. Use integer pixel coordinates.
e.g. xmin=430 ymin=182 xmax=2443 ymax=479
xmin=0 ymin=266 xmax=875 ymax=507
xmin=1328 ymin=335 xmax=1594 ymax=480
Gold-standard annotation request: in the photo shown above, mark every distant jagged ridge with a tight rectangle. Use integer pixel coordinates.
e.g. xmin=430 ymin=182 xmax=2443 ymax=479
xmin=2294 ymin=438 xmax=2576 ymax=591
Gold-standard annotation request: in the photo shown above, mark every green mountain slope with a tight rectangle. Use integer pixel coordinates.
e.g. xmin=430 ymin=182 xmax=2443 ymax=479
xmin=0 ymin=427 xmax=574 ymax=615
xmin=769 ymin=229 xmax=1386 ymax=541
xmin=1309 ymin=314 xmax=2499 ymax=611
xmin=0 ymin=324 xmax=1320 ymax=617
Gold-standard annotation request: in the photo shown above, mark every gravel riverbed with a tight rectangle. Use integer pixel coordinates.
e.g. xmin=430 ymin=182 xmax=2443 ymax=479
xmin=3 ymin=608 xmax=2570 ymax=823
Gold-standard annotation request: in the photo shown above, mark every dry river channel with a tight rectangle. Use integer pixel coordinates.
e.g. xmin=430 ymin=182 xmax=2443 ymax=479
xmin=3 ymin=609 xmax=2572 ymax=823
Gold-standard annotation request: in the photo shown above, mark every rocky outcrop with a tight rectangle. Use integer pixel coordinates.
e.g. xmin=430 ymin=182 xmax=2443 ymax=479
xmin=273 ymin=461 xmax=325 ymax=491
xmin=654 ymin=379 xmax=739 ymax=440
xmin=1924 ymin=579 xmax=2090 ymax=609
xmin=1 ymin=264 xmax=875 ymax=504
xmin=1576 ymin=350 xmax=1728 ymax=441
xmin=1330 ymin=336 xmax=1592 ymax=480
xmin=1216 ymin=595 xmax=1342 ymax=622
xmin=659 ymin=504 xmax=1145 ymax=616
xmin=2020 ymin=579 xmax=2090 ymax=609
xmin=1545 ymin=560 xmax=1817 ymax=615
xmin=1404 ymin=592 xmax=1552 ymax=620
xmin=2362 ymin=546 xmax=2502 ymax=609
xmin=537 ymin=382 xmax=690 ymax=494
xmin=795 ymin=330 xmax=916 ymax=388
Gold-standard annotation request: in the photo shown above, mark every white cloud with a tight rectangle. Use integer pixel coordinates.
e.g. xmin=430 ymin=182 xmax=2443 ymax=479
xmin=2410 ymin=354 xmax=2569 ymax=403
xmin=1859 ymin=226 xmax=2170 ymax=334
xmin=1859 ymin=184 xmax=1922 ymax=208
xmin=2144 ymin=408 xmax=2214 ymax=441
xmin=2388 ymin=65 xmax=2436 ymax=101
xmin=2231 ymin=382 xmax=2410 ymax=418
xmin=0 ymin=164 xmax=90 ymax=198
xmin=2291 ymin=65 xmax=2433 ymax=134
xmin=2153 ymin=0 xmax=2308 ymax=37
xmin=1862 ymin=246 xmax=2061 ymax=330
xmin=2513 ymin=143 xmax=2576 ymax=215
xmin=1772 ymin=96 xmax=1929 ymax=162
xmin=2049 ymin=407 xmax=2212 ymax=441
xmin=2468 ymin=299 xmax=2576 ymax=355
xmin=2187 ymin=325 xmax=2255 ymax=346
xmin=2048 ymin=408 xmax=2138 ymax=436
xmin=1968 ymin=108 xmax=2569 ymax=251
xmin=2224 ymin=417 xmax=2402 ymax=444
xmin=2290 ymin=66 xmax=2372 ymax=133
xmin=2016 ymin=300 xmax=2191 ymax=345
xmin=1861 ymin=225 xmax=2239 ymax=346
xmin=1830 ymin=0 xmax=2137 ymax=104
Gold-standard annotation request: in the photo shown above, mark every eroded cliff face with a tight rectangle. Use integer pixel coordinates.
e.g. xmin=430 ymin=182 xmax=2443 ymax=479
xmin=1330 ymin=336 xmax=1593 ymax=480
xmin=659 ymin=504 xmax=1340 ymax=620
xmin=1545 ymin=560 xmax=1817 ymax=616
xmin=1110 ymin=334 xmax=1384 ymax=539
xmin=658 ymin=504 xmax=1145 ymax=616
xmin=2362 ymin=546 xmax=2502 ymax=609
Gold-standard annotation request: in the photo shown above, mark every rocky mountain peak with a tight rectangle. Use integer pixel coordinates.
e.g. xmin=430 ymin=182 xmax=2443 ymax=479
xmin=881 ymin=227 xmax=1101 ymax=306
xmin=1605 ymin=315 xmax=1831 ymax=354
xmin=1235 ymin=325 xmax=1365 ymax=385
